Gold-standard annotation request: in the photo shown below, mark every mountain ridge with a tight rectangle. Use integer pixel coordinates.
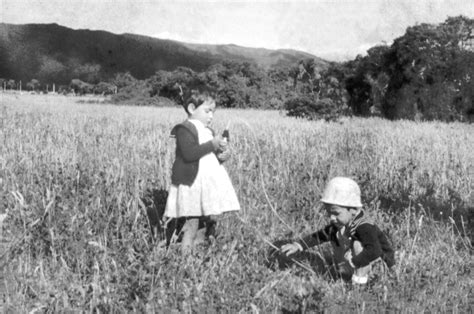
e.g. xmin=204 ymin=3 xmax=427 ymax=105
xmin=0 ymin=22 xmax=328 ymax=84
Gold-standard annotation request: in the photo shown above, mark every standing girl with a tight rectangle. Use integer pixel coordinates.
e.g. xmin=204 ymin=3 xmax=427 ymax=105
xmin=164 ymin=86 xmax=240 ymax=252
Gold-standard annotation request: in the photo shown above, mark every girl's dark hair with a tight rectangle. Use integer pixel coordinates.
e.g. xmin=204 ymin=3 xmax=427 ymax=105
xmin=178 ymin=82 xmax=217 ymax=114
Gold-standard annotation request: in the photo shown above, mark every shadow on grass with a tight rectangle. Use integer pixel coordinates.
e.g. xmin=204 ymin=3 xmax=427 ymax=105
xmin=141 ymin=187 xmax=217 ymax=246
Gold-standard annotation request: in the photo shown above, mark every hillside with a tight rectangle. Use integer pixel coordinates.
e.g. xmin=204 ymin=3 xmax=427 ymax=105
xmin=181 ymin=42 xmax=327 ymax=69
xmin=0 ymin=23 xmax=327 ymax=84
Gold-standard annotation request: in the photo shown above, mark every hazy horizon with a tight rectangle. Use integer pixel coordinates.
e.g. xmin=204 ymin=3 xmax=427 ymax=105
xmin=1 ymin=0 xmax=473 ymax=61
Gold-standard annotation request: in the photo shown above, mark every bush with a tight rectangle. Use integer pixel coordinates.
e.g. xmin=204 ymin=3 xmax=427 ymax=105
xmin=284 ymin=96 xmax=346 ymax=121
xmin=110 ymin=80 xmax=159 ymax=106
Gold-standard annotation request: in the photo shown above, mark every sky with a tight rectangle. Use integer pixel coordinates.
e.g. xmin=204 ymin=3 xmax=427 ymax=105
xmin=1 ymin=0 xmax=473 ymax=61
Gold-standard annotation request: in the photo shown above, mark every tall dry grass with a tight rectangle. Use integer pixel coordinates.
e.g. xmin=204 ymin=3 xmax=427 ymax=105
xmin=0 ymin=93 xmax=472 ymax=312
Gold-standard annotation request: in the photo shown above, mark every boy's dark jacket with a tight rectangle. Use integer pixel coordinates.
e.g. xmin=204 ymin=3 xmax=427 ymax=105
xmin=298 ymin=211 xmax=395 ymax=268
xmin=170 ymin=120 xmax=215 ymax=186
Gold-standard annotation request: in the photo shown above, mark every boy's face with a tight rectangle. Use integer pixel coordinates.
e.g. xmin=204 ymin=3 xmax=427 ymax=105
xmin=324 ymin=204 xmax=356 ymax=228
xmin=189 ymin=99 xmax=216 ymax=127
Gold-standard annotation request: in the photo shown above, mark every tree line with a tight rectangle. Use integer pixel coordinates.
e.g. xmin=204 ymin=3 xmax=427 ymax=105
xmin=112 ymin=16 xmax=473 ymax=122
xmin=2 ymin=16 xmax=472 ymax=122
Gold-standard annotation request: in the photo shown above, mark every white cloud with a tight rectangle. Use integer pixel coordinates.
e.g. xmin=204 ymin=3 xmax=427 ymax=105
xmin=153 ymin=31 xmax=187 ymax=42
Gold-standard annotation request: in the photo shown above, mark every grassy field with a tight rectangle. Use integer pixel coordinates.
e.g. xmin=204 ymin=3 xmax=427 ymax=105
xmin=1 ymin=93 xmax=473 ymax=312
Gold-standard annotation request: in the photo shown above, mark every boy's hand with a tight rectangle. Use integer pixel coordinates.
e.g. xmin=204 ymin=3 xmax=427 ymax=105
xmin=338 ymin=249 xmax=357 ymax=276
xmin=343 ymin=250 xmax=356 ymax=268
xmin=337 ymin=260 xmax=354 ymax=276
xmin=344 ymin=250 xmax=353 ymax=262
xmin=280 ymin=242 xmax=303 ymax=256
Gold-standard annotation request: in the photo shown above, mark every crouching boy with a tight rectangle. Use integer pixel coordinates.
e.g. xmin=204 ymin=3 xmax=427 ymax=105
xmin=278 ymin=177 xmax=395 ymax=284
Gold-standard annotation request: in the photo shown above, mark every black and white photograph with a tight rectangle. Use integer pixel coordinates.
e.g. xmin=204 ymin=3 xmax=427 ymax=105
xmin=1 ymin=0 xmax=473 ymax=312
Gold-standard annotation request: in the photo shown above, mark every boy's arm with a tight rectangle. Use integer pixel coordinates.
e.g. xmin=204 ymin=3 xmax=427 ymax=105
xmin=176 ymin=127 xmax=215 ymax=162
xmin=351 ymin=224 xmax=383 ymax=268
xmin=297 ymin=225 xmax=333 ymax=250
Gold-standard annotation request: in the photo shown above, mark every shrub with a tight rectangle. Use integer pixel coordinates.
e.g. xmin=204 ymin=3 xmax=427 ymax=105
xmin=284 ymin=96 xmax=346 ymax=121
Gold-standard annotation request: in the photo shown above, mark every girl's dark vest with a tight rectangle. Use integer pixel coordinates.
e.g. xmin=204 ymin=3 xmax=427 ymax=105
xmin=170 ymin=121 xmax=215 ymax=186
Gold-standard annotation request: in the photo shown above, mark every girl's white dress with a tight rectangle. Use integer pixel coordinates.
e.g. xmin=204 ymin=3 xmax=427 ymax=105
xmin=164 ymin=119 xmax=241 ymax=218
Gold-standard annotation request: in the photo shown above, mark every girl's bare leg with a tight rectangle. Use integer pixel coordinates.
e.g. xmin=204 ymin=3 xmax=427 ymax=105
xmin=181 ymin=218 xmax=199 ymax=253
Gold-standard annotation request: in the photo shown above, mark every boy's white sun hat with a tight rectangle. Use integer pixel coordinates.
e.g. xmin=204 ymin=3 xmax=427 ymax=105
xmin=320 ymin=177 xmax=362 ymax=207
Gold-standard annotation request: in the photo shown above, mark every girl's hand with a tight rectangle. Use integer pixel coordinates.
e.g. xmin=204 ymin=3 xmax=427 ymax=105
xmin=211 ymin=135 xmax=227 ymax=151
xmin=217 ymin=148 xmax=231 ymax=162
xmin=219 ymin=138 xmax=228 ymax=150
xmin=280 ymin=242 xmax=303 ymax=256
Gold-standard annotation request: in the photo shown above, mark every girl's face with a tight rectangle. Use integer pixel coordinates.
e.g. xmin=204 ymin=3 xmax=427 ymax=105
xmin=324 ymin=204 xmax=356 ymax=228
xmin=188 ymin=99 xmax=216 ymax=127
